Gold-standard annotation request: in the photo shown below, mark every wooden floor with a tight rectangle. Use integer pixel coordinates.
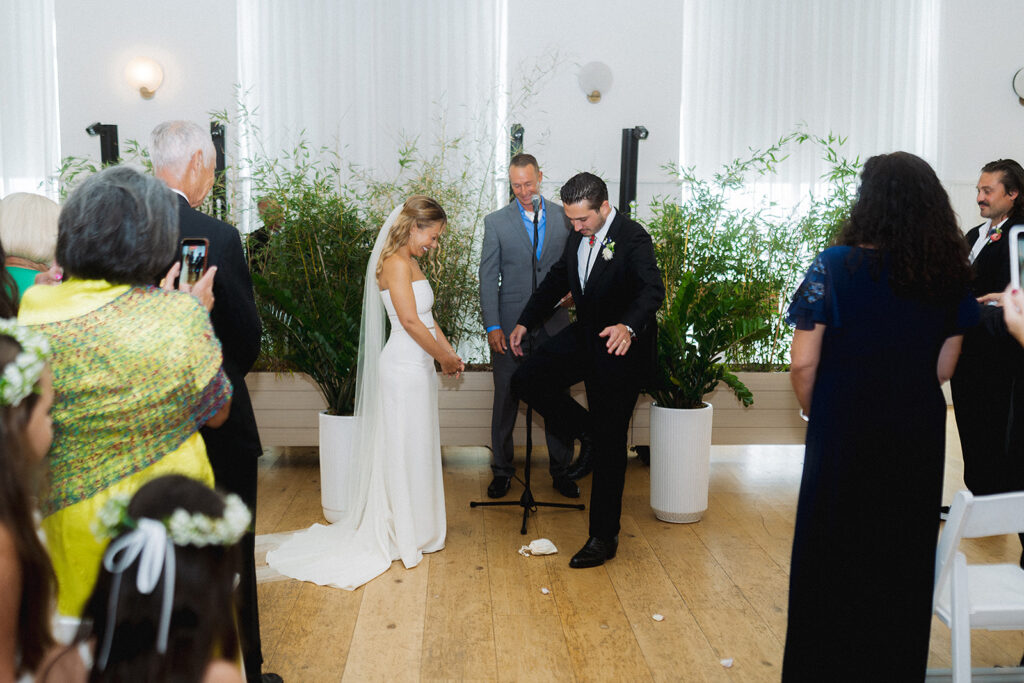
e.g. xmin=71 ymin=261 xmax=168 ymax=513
xmin=253 ymin=408 xmax=1024 ymax=681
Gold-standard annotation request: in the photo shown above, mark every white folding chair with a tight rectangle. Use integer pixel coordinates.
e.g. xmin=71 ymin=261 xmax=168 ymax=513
xmin=931 ymin=489 xmax=1024 ymax=682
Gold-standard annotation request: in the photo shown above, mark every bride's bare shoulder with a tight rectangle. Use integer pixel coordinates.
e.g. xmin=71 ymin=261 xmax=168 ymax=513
xmin=378 ymin=253 xmax=411 ymax=290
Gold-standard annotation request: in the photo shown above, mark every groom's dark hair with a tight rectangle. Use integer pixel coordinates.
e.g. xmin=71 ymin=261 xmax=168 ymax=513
xmin=560 ymin=172 xmax=608 ymax=211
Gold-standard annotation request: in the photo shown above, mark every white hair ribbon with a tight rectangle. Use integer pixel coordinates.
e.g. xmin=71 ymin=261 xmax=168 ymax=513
xmin=96 ymin=518 xmax=176 ymax=670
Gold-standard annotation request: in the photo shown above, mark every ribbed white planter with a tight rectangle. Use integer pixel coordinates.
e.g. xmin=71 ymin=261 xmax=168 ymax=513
xmin=318 ymin=412 xmax=357 ymax=523
xmin=650 ymin=402 xmax=713 ymax=523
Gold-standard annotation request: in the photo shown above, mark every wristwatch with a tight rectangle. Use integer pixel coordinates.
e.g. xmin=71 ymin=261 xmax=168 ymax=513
xmin=624 ymin=324 xmax=636 ymax=339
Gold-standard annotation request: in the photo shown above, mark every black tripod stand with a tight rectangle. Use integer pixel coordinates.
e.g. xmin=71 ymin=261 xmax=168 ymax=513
xmin=470 ymin=196 xmax=585 ymax=534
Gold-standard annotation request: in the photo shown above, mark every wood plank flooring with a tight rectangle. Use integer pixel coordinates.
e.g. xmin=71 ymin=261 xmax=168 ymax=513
xmin=253 ymin=409 xmax=1024 ymax=681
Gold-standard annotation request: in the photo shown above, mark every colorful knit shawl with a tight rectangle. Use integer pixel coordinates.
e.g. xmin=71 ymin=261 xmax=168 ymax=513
xmin=32 ymin=286 xmax=231 ymax=516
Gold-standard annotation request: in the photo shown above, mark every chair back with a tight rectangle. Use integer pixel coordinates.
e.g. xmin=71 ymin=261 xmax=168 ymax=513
xmin=934 ymin=490 xmax=1024 ymax=607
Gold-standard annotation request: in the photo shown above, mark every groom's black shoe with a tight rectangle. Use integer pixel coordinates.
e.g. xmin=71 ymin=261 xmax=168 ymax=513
xmin=565 ymin=434 xmax=594 ymax=481
xmin=569 ymin=536 xmax=618 ymax=569
xmin=552 ymin=476 xmax=580 ymax=498
xmin=487 ymin=475 xmax=512 ymax=498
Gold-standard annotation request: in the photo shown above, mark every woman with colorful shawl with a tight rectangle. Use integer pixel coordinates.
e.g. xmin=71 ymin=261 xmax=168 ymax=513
xmin=18 ymin=166 xmax=232 ymax=616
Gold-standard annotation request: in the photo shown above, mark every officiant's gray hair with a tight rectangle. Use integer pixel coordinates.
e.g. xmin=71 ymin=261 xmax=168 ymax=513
xmin=150 ymin=121 xmax=216 ymax=177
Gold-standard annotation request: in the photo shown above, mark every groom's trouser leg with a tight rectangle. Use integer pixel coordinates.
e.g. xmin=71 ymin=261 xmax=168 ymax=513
xmin=510 ymin=326 xmax=588 ymax=445
xmin=586 ymin=373 xmax=642 ymax=539
xmin=493 ymin=328 xmax=574 ymax=478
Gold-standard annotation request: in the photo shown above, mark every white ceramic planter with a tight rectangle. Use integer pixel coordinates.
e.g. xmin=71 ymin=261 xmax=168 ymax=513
xmin=650 ymin=402 xmax=713 ymax=523
xmin=318 ymin=412 xmax=357 ymax=523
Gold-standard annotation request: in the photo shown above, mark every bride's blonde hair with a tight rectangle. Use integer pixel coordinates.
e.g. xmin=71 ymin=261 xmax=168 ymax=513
xmin=375 ymin=195 xmax=447 ymax=279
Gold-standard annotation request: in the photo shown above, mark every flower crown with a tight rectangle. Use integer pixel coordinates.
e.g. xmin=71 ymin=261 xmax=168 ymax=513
xmin=92 ymin=490 xmax=252 ymax=670
xmin=92 ymin=491 xmax=252 ymax=547
xmin=0 ymin=319 xmax=49 ymax=407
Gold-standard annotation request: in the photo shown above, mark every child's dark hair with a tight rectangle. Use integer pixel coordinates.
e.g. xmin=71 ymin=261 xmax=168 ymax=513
xmin=61 ymin=475 xmax=242 ymax=682
xmin=0 ymin=334 xmax=54 ymax=675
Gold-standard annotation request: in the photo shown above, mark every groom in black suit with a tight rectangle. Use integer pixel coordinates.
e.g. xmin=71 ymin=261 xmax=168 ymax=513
xmin=509 ymin=172 xmax=664 ymax=568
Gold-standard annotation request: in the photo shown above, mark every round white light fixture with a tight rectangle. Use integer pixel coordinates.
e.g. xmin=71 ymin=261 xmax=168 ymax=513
xmin=125 ymin=57 xmax=164 ymax=99
xmin=1013 ymin=67 xmax=1024 ymax=105
xmin=577 ymin=61 xmax=613 ymax=104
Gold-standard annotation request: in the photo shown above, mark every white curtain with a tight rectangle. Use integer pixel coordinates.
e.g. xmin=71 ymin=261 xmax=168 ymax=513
xmin=0 ymin=0 xmax=61 ymax=197
xmin=680 ymin=0 xmax=940 ymax=204
xmin=236 ymin=0 xmax=504 ymax=229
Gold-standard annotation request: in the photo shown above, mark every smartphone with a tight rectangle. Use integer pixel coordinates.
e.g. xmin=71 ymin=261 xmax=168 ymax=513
xmin=1011 ymin=226 xmax=1024 ymax=291
xmin=180 ymin=238 xmax=210 ymax=286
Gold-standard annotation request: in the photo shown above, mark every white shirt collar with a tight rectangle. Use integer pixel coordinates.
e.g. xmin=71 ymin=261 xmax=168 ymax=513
xmin=591 ymin=206 xmax=616 ymax=245
xmin=968 ymin=216 xmax=1011 ymax=264
xmin=169 ymin=187 xmax=189 ymax=204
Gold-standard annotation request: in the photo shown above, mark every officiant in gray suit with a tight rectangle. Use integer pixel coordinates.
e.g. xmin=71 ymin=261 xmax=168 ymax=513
xmin=479 ymin=154 xmax=577 ymax=499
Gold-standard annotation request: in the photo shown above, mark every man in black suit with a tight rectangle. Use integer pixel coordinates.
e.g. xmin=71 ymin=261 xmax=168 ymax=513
xmin=951 ymin=159 xmax=1024 ymax=514
xmin=151 ymin=121 xmax=277 ymax=682
xmin=509 ymin=172 xmax=664 ymax=568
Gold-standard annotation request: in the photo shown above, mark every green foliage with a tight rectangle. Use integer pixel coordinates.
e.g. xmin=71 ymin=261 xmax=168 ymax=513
xmin=351 ymin=135 xmax=491 ymax=350
xmin=55 ymin=138 xmax=152 ymax=200
xmin=645 ymin=130 xmax=859 ymax=408
xmin=250 ymin=186 xmax=374 ymax=416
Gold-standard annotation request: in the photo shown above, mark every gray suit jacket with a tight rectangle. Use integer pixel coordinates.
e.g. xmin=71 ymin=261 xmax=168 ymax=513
xmin=479 ymin=196 xmax=571 ymax=337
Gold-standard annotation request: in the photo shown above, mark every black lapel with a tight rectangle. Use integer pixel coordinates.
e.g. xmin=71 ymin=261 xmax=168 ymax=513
xmin=583 ymin=212 xmax=622 ymax=291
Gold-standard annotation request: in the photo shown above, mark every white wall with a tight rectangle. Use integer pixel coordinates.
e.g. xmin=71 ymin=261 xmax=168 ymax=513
xmin=504 ymin=0 xmax=684 ymax=213
xmin=50 ymin=0 xmax=1024 ymax=229
xmin=937 ymin=0 xmax=1024 ymax=228
xmin=54 ymin=0 xmax=237 ymax=162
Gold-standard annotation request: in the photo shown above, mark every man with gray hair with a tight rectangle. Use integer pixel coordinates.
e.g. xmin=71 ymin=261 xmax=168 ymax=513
xmin=151 ymin=121 xmax=276 ymax=682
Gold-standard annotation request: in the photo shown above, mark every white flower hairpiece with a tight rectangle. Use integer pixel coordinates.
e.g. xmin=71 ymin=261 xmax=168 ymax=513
xmin=0 ymin=318 xmax=49 ymax=407
xmin=92 ymin=491 xmax=252 ymax=671
xmin=93 ymin=492 xmax=252 ymax=547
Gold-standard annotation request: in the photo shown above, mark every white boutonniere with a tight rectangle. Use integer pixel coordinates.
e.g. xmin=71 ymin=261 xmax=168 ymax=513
xmin=601 ymin=238 xmax=615 ymax=261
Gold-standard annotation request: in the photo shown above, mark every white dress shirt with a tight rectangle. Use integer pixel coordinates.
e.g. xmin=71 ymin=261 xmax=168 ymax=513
xmin=969 ymin=217 xmax=1008 ymax=264
xmin=577 ymin=207 xmax=616 ymax=291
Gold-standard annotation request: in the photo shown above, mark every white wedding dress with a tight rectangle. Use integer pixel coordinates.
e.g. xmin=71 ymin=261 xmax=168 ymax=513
xmin=266 ymin=278 xmax=446 ymax=590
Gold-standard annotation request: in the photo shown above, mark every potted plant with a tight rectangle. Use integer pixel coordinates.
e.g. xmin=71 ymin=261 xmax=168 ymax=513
xmin=252 ymin=184 xmax=375 ymax=522
xmin=644 ymin=131 xmax=857 ymax=522
xmin=645 ymin=269 xmax=772 ymax=523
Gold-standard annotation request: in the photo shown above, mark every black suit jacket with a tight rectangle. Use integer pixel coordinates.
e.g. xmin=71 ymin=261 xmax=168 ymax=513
xmin=517 ymin=211 xmax=664 ymax=381
xmin=175 ymin=194 xmax=263 ymax=458
xmin=964 ymin=214 xmax=1024 ymax=297
xmin=960 ymin=214 xmax=1024 ymax=359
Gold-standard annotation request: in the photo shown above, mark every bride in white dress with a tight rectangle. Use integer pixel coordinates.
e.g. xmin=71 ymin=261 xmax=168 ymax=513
xmin=267 ymin=196 xmax=464 ymax=590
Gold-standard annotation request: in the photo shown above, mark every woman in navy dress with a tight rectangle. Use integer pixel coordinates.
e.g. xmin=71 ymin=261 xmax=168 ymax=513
xmin=782 ymin=152 xmax=979 ymax=681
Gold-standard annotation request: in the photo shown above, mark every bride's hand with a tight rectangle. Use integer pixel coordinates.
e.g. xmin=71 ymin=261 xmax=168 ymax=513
xmin=440 ymin=350 xmax=463 ymax=376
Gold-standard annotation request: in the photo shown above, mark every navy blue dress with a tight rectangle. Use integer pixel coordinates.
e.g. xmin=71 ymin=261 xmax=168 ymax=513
xmin=782 ymin=246 xmax=979 ymax=681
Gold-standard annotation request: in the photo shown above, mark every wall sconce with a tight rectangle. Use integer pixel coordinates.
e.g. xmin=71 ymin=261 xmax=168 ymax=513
xmin=125 ymin=57 xmax=164 ymax=99
xmin=577 ymin=62 xmax=613 ymax=104
xmin=1014 ymin=68 xmax=1024 ymax=105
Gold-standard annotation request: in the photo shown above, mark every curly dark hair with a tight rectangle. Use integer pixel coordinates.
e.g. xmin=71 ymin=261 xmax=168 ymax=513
xmin=837 ymin=151 xmax=971 ymax=303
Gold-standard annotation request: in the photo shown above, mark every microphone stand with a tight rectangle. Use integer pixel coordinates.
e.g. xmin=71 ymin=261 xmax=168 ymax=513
xmin=471 ymin=198 xmax=585 ymax=534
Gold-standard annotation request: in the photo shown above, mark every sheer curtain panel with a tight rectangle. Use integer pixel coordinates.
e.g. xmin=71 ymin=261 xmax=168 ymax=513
xmin=236 ymin=0 xmax=503 ymax=229
xmin=680 ymin=0 xmax=940 ymax=202
xmin=0 ymin=0 xmax=61 ymax=196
